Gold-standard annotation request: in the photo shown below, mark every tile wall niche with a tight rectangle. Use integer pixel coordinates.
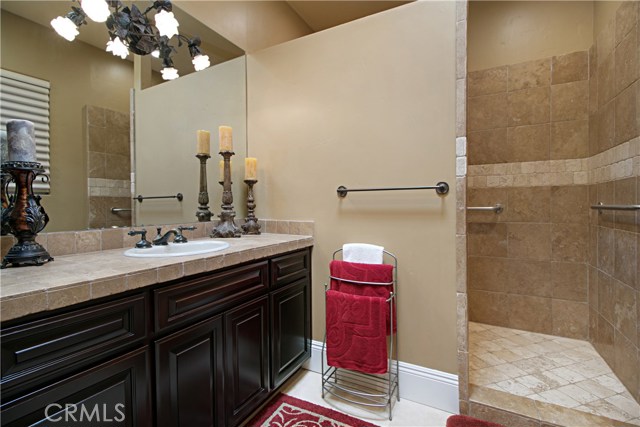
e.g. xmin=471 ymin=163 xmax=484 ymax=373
xmin=466 ymin=0 xmax=639 ymax=405
xmin=85 ymin=105 xmax=132 ymax=229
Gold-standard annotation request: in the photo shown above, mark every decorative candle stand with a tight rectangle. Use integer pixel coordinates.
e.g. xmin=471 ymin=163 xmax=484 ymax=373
xmin=195 ymin=154 xmax=213 ymax=222
xmin=1 ymin=161 xmax=53 ymax=268
xmin=211 ymin=151 xmax=241 ymax=238
xmin=241 ymin=179 xmax=261 ymax=235
xmin=1 ymin=169 xmax=12 ymax=235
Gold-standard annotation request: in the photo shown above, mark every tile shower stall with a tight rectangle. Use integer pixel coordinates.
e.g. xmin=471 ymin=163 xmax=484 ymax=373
xmin=466 ymin=1 xmax=639 ymax=424
xmin=85 ymin=105 xmax=132 ymax=229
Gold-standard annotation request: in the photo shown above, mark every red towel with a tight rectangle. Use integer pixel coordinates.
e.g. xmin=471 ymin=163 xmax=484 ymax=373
xmin=325 ymin=290 xmax=388 ymax=374
xmin=330 ymin=260 xmax=396 ymax=333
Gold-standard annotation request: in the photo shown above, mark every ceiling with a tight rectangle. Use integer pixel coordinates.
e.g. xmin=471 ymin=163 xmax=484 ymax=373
xmin=1 ymin=1 xmax=411 ymax=73
xmin=286 ymin=1 xmax=411 ymax=32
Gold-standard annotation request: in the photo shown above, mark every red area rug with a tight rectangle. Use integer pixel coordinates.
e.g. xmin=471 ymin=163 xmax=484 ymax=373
xmin=247 ymin=393 xmax=379 ymax=427
xmin=446 ymin=414 xmax=506 ymax=427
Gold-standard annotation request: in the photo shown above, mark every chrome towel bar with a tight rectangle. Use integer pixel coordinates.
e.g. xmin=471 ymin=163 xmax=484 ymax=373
xmin=591 ymin=203 xmax=640 ymax=211
xmin=336 ymin=182 xmax=449 ymax=197
xmin=467 ymin=204 xmax=503 ymax=213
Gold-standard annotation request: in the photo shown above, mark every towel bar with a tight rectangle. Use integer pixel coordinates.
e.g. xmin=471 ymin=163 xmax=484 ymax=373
xmin=134 ymin=193 xmax=183 ymax=203
xmin=337 ymin=182 xmax=449 ymax=197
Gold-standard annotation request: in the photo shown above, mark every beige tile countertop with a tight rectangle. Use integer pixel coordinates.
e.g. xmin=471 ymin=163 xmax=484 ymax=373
xmin=0 ymin=234 xmax=313 ymax=322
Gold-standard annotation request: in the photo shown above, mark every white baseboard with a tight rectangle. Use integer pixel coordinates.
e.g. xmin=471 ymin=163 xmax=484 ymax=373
xmin=303 ymin=340 xmax=459 ymax=414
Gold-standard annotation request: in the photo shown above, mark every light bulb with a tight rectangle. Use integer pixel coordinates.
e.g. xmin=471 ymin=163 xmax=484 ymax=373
xmin=81 ymin=0 xmax=110 ymax=22
xmin=155 ymin=10 xmax=179 ymax=38
xmin=51 ymin=16 xmax=79 ymax=41
xmin=106 ymin=37 xmax=129 ymax=59
xmin=192 ymin=54 xmax=210 ymax=71
xmin=161 ymin=67 xmax=179 ymax=80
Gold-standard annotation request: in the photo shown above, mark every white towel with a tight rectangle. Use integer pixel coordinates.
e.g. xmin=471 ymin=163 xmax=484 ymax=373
xmin=343 ymin=243 xmax=384 ymax=265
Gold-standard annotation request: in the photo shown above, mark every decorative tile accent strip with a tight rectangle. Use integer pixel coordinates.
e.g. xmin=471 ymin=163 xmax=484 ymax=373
xmin=468 ymin=137 xmax=639 ymax=188
xmin=88 ymin=178 xmax=131 ymax=197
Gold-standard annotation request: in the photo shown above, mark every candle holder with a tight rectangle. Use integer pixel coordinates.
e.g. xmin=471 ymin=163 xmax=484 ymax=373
xmin=242 ymin=179 xmax=261 ymax=235
xmin=1 ymin=169 xmax=12 ymax=235
xmin=195 ymin=153 xmax=213 ymax=222
xmin=211 ymin=151 xmax=241 ymax=238
xmin=1 ymin=161 xmax=53 ymax=268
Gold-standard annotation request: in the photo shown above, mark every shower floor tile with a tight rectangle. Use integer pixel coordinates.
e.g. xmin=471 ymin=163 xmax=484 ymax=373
xmin=469 ymin=322 xmax=640 ymax=425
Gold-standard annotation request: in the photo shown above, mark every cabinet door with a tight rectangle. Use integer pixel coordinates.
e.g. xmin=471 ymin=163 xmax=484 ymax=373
xmin=155 ymin=315 xmax=224 ymax=427
xmin=0 ymin=347 xmax=150 ymax=426
xmin=270 ymin=278 xmax=311 ymax=388
xmin=224 ymin=296 xmax=269 ymax=427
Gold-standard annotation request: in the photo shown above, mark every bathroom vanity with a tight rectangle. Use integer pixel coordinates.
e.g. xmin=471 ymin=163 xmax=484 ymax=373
xmin=0 ymin=235 xmax=312 ymax=427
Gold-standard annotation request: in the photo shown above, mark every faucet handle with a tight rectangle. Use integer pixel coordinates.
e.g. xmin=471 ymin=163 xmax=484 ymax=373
xmin=128 ymin=228 xmax=153 ymax=249
xmin=174 ymin=225 xmax=196 ymax=243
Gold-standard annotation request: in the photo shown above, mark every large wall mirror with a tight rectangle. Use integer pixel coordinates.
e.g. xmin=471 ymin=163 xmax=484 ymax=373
xmin=0 ymin=1 xmax=246 ymax=232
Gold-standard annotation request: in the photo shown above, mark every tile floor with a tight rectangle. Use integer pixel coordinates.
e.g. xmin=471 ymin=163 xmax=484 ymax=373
xmin=280 ymin=368 xmax=454 ymax=426
xmin=469 ymin=322 xmax=640 ymax=425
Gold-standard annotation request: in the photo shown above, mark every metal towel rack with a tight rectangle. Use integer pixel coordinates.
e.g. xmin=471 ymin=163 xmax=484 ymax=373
xmin=110 ymin=207 xmax=132 ymax=214
xmin=591 ymin=203 xmax=640 ymax=211
xmin=134 ymin=193 xmax=183 ymax=203
xmin=337 ymin=182 xmax=449 ymax=197
xmin=467 ymin=204 xmax=503 ymax=213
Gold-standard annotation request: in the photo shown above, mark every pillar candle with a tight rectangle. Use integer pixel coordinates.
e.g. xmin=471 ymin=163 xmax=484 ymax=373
xmin=219 ymin=125 xmax=233 ymax=152
xmin=245 ymin=158 xmax=257 ymax=180
xmin=196 ymin=130 xmax=210 ymax=155
xmin=7 ymin=120 xmax=36 ymax=162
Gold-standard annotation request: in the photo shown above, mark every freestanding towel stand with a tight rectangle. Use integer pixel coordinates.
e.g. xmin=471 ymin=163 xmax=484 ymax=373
xmin=321 ymin=248 xmax=399 ymax=421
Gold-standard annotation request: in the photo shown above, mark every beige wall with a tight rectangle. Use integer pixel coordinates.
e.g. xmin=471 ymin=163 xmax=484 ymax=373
xmin=468 ymin=1 xmax=593 ymax=71
xmin=134 ymin=57 xmax=247 ymax=226
xmin=593 ymin=1 xmax=623 ymax=39
xmin=176 ymin=1 xmax=312 ymax=53
xmin=247 ymin=1 xmax=458 ymax=373
xmin=1 ymin=11 xmax=132 ymax=232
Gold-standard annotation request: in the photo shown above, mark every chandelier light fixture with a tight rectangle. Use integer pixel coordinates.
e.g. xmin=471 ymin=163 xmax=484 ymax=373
xmin=50 ymin=0 xmax=211 ymax=80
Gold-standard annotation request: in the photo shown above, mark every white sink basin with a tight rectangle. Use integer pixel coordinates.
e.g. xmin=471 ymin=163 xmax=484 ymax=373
xmin=124 ymin=240 xmax=230 ymax=258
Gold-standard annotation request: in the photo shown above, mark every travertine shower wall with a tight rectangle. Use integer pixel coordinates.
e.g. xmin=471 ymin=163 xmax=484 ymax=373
xmin=467 ymin=0 xmax=639 ymax=404
xmin=467 ymin=50 xmax=591 ymax=340
xmin=587 ymin=0 xmax=639 ymax=404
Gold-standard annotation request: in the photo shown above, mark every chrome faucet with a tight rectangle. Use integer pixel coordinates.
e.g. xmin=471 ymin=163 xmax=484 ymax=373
xmin=152 ymin=226 xmax=196 ymax=245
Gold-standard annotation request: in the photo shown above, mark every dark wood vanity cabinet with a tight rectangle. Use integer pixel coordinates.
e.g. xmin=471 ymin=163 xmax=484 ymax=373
xmin=0 ymin=247 xmax=311 ymax=427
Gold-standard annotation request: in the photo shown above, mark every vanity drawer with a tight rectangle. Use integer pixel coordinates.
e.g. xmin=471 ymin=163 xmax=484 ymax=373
xmin=155 ymin=261 xmax=269 ymax=333
xmin=270 ymin=249 xmax=310 ymax=289
xmin=1 ymin=293 xmax=147 ymax=398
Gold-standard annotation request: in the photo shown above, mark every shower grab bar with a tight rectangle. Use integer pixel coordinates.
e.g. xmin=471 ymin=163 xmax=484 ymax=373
xmin=467 ymin=204 xmax=503 ymax=213
xmin=336 ymin=182 xmax=449 ymax=197
xmin=590 ymin=203 xmax=640 ymax=211
xmin=134 ymin=193 xmax=183 ymax=203
xmin=110 ymin=207 xmax=132 ymax=214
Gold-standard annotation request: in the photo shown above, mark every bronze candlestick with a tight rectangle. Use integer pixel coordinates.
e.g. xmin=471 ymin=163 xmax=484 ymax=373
xmin=211 ymin=151 xmax=241 ymax=238
xmin=195 ymin=153 xmax=213 ymax=222
xmin=1 ymin=161 xmax=53 ymax=268
xmin=242 ymin=179 xmax=261 ymax=235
